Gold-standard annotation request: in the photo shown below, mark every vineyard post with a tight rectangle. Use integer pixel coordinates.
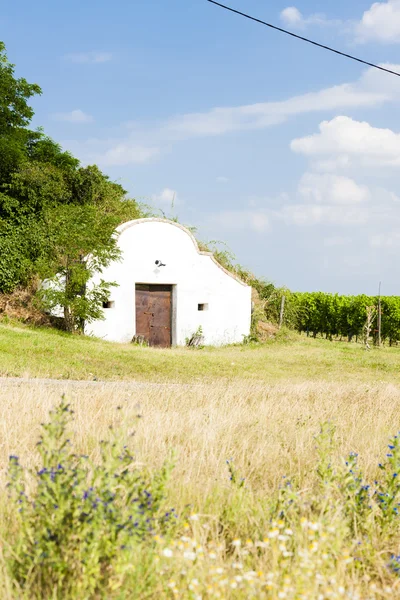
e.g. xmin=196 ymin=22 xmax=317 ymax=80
xmin=378 ymin=281 xmax=382 ymax=347
xmin=279 ymin=295 xmax=286 ymax=329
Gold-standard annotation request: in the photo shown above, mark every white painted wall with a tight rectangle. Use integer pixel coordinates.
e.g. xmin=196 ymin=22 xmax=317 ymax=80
xmin=86 ymin=219 xmax=252 ymax=346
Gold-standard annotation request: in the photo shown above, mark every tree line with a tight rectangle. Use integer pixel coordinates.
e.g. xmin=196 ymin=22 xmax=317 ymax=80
xmin=0 ymin=41 xmax=145 ymax=331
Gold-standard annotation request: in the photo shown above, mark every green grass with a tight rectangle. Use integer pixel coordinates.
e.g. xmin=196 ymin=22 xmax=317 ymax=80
xmin=1 ymin=320 xmax=400 ymax=383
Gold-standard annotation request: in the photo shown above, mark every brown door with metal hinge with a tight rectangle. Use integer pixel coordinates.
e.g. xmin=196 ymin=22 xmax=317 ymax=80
xmin=135 ymin=284 xmax=172 ymax=347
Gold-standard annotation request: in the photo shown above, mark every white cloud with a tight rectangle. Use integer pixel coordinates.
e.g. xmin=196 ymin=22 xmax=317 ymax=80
xmin=99 ymin=144 xmax=159 ymax=166
xmin=152 ymin=188 xmax=180 ymax=207
xmin=64 ymin=52 xmax=112 ymax=64
xmin=61 ymin=138 xmax=160 ymax=166
xmin=291 ymin=116 xmax=400 ymax=168
xmin=281 ymin=2 xmax=400 ymax=45
xmin=51 ymin=109 xmax=94 ymax=123
xmin=280 ymin=6 xmax=338 ymax=28
xmin=280 ymin=204 xmax=368 ymax=226
xmin=286 ymin=114 xmax=400 ymax=228
xmin=323 ymin=236 xmax=351 ymax=247
xmin=280 ymin=7 xmax=303 ymax=27
xmin=212 ymin=210 xmax=270 ymax=233
xmin=64 ymin=64 xmax=400 ymax=166
xmin=370 ymin=232 xmax=400 ymax=247
xmin=278 ymin=173 xmax=372 ymax=226
xmin=162 ymin=79 xmax=389 ymax=140
xmin=356 ymin=0 xmax=400 ymax=43
xmin=298 ymin=173 xmax=371 ymax=204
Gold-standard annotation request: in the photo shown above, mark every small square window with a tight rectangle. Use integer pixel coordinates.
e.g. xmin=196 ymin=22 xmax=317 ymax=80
xmin=103 ymin=301 xmax=115 ymax=309
xmin=198 ymin=303 xmax=208 ymax=311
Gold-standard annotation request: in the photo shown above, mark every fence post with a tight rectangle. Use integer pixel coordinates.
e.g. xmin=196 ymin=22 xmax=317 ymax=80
xmin=279 ymin=295 xmax=286 ymax=329
xmin=378 ymin=281 xmax=382 ymax=347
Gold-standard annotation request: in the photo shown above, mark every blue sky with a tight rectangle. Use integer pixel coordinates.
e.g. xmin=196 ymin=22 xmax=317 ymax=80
xmin=3 ymin=0 xmax=400 ymax=294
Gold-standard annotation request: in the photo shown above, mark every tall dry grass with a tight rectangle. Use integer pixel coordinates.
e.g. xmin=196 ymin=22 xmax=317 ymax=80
xmin=1 ymin=379 xmax=400 ymax=598
xmin=0 ymin=379 xmax=398 ymax=505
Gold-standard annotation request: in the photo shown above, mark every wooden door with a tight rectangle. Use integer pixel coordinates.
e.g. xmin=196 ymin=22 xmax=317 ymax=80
xmin=135 ymin=285 xmax=172 ymax=347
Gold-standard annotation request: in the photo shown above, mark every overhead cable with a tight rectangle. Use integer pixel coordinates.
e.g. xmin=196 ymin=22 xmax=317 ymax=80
xmin=207 ymin=0 xmax=400 ymax=78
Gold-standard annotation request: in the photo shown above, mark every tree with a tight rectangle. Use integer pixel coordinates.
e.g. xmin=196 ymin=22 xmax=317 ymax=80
xmin=0 ymin=41 xmax=41 ymax=132
xmin=0 ymin=41 xmax=42 ymax=183
xmin=0 ymin=40 xmax=144 ymax=331
xmin=35 ymin=168 xmax=143 ymax=332
xmin=38 ymin=204 xmax=122 ymax=332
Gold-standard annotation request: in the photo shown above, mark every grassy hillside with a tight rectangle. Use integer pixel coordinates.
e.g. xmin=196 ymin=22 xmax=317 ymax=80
xmin=1 ymin=320 xmax=400 ymax=383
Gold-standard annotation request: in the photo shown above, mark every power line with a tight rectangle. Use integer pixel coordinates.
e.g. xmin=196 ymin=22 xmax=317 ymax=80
xmin=207 ymin=0 xmax=400 ymax=78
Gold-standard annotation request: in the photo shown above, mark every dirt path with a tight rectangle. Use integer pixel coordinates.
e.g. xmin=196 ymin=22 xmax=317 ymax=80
xmin=0 ymin=376 xmax=194 ymax=389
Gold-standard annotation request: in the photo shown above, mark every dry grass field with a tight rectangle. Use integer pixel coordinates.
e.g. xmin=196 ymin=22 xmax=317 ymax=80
xmin=1 ymin=323 xmax=400 ymax=598
xmin=1 ymin=378 xmax=398 ymax=499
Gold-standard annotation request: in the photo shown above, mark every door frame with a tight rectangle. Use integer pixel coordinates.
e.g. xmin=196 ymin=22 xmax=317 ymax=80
xmin=134 ymin=283 xmax=177 ymax=347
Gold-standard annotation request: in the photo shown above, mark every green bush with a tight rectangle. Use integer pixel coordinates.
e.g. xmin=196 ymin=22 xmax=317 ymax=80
xmin=7 ymin=399 xmax=175 ymax=598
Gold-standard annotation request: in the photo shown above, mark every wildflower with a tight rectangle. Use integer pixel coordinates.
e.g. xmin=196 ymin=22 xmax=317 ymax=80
xmin=268 ymin=528 xmax=279 ymax=539
xmin=183 ymin=551 xmax=196 ymax=561
xmin=209 ymin=552 xmax=217 ymax=559
xmin=284 ymin=528 xmax=294 ymax=536
xmin=342 ymin=553 xmax=353 ymax=564
xmin=232 ymin=562 xmax=243 ymax=570
xmin=162 ymin=548 xmax=173 ymax=558
xmin=232 ymin=539 xmax=241 ymax=547
xmin=189 ymin=514 xmax=199 ymax=521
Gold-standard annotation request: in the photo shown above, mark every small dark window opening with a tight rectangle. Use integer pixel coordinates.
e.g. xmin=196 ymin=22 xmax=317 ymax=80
xmin=103 ymin=301 xmax=115 ymax=309
xmin=198 ymin=303 xmax=208 ymax=311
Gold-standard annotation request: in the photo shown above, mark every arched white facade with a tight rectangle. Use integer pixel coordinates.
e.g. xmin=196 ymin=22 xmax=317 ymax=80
xmin=86 ymin=218 xmax=252 ymax=346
